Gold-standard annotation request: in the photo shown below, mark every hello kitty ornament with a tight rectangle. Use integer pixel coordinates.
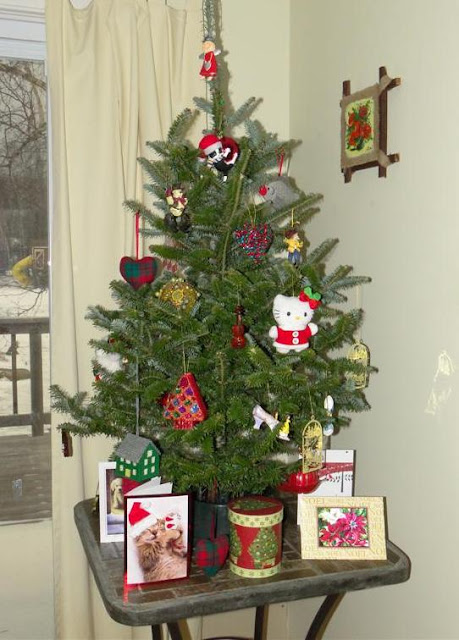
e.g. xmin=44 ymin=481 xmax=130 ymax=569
xmin=269 ymin=287 xmax=322 ymax=354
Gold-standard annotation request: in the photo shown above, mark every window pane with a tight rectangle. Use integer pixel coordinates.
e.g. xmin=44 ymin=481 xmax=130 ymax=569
xmin=0 ymin=58 xmax=50 ymax=522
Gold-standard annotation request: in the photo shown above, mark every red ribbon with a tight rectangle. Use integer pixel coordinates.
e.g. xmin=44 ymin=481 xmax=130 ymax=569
xmin=319 ymin=462 xmax=354 ymax=479
xmin=135 ymin=211 xmax=140 ymax=260
xmin=276 ymin=148 xmax=285 ymax=176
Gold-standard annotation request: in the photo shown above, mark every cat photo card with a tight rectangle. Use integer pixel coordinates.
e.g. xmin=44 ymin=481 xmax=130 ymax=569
xmin=125 ymin=491 xmax=191 ymax=586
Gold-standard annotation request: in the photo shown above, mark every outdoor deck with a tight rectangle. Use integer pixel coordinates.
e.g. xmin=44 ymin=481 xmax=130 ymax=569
xmin=0 ymin=432 xmax=51 ymax=523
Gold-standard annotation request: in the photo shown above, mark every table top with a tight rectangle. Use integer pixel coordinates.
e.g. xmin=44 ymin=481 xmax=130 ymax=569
xmin=74 ymin=498 xmax=410 ymax=628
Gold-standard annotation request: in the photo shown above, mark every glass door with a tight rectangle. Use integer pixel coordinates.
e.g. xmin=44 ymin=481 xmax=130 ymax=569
xmin=0 ymin=50 xmax=54 ymax=639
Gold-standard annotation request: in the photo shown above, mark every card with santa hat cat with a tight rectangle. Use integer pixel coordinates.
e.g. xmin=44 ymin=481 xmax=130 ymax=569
xmin=124 ymin=485 xmax=192 ymax=586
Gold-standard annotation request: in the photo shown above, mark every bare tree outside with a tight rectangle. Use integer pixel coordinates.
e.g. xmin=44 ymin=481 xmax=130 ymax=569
xmin=0 ymin=59 xmax=48 ymax=298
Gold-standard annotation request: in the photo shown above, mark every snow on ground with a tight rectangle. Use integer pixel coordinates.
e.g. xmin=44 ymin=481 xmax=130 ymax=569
xmin=0 ymin=275 xmax=50 ymax=436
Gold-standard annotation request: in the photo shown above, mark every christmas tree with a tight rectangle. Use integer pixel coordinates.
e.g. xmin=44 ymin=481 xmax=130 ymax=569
xmin=51 ymin=1 xmax=372 ymax=502
xmin=249 ymin=527 xmax=278 ymax=569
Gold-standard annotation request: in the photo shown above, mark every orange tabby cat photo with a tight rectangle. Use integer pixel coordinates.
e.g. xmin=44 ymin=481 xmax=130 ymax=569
xmin=126 ymin=495 xmax=189 ymax=585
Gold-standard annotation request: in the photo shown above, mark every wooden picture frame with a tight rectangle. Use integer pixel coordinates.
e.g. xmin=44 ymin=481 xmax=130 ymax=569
xmin=98 ymin=461 xmax=125 ymax=543
xmin=299 ymin=496 xmax=387 ymax=560
xmin=125 ymin=493 xmax=191 ymax=586
xmin=341 ymin=66 xmax=401 ymax=183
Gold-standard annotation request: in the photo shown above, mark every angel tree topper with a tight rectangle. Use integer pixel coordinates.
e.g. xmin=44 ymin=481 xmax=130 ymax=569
xmin=269 ymin=287 xmax=322 ymax=354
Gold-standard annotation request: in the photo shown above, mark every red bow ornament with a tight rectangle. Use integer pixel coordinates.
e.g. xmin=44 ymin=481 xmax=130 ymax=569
xmin=299 ymin=286 xmax=322 ymax=309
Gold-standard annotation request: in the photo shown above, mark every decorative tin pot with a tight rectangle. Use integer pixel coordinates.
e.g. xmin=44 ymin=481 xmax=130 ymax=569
xmin=227 ymin=496 xmax=283 ymax=578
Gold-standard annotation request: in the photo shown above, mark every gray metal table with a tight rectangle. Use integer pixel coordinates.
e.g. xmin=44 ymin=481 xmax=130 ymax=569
xmin=74 ymin=499 xmax=410 ymax=640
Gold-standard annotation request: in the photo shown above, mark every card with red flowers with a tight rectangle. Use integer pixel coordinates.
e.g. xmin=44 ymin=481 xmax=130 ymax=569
xmin=299 ymin=496 xmax=387 ymax=561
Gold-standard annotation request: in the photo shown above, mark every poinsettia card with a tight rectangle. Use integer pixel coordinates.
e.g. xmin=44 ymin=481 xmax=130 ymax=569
xmin=299 ymin=496 xmax=387 ymax=560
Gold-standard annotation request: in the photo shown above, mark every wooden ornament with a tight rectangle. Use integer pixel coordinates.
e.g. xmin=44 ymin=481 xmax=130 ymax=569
xmin=340 ymin=66 xmax=401 ymax=183
xmin=231 ymin=305 xmax=246 ymax=348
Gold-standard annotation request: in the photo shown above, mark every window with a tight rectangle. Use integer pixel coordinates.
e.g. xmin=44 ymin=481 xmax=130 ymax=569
xmin=0 ymin=6 xmax=54 ymax=638
xmin=0 ymin=55 xmax=49 ymax=520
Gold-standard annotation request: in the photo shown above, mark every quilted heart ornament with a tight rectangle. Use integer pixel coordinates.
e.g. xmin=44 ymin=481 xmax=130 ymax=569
xmin=194 ymin=534 xmax=229 ymax=576
xmin=234 ymin=223 xmax=273 ymax=263
xmin=119 ymin=256 xmax=158 ymax=290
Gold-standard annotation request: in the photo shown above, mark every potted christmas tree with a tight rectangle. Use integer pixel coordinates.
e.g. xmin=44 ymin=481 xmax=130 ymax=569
xmin=51 ymin=0 xmax=372 ymax=534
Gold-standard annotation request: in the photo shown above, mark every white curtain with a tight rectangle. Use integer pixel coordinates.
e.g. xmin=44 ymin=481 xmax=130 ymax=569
xmin=46 ymin=1 xmax=203 ymax=637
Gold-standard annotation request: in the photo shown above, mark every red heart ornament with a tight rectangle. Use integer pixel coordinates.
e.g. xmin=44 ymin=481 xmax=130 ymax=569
xmin=234 ymin=223 xmax=273 ymax=263
xmin=194 ymin=535 xmax=229 ymax=576
xmin=119 ymin=256 xmax=158 ymax=290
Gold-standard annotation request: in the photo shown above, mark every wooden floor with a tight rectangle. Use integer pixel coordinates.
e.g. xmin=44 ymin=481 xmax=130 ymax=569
xmin=0 ymin=432 xmax=52 ymax=522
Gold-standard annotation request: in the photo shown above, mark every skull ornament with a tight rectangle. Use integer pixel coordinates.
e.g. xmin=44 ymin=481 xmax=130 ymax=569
xmin=199 ymin=134 xmax=224 ymax=164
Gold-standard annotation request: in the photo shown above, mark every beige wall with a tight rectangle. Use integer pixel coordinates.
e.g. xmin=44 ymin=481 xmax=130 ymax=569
xmin=289 ymin=1 xmax=459 ymax=638
xmin=221 ymin=0 xmax=290 ymax=139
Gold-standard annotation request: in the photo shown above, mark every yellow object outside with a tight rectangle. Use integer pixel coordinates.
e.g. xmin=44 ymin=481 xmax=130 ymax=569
xmin=11 ymin=255 xmax=34 ymax=286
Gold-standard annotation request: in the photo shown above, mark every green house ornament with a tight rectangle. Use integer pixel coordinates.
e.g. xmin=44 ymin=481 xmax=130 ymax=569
xmin=114 ymin=433 xmax=160 ymax=481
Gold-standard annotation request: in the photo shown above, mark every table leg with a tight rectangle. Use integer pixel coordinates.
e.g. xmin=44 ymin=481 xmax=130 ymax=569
xmin=152 ymin=596 xmax=342 ymax=640
xmin=254 ymin=605 xmax=268 ymax=640
xmin=151 ymin=624 xmax=162 ymax=640
xmin=151 ymin=621 xmax=192 ymax=640
xmin=167 ymin=621 xmax=185 ymax=640
xmin=305 ymin=593 xmax=345 ymax=640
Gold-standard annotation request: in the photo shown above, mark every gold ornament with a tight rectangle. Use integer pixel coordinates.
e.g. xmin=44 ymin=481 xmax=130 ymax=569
xmin=301 ymin=417 xmax=323 ymax=473
xmin=156 ymin=278 xmax=199 ymax=312
xmin=347 ymin=340 xmax=370 ymax=389
xmin=278 ymin=415 xmax=291 ymax=441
